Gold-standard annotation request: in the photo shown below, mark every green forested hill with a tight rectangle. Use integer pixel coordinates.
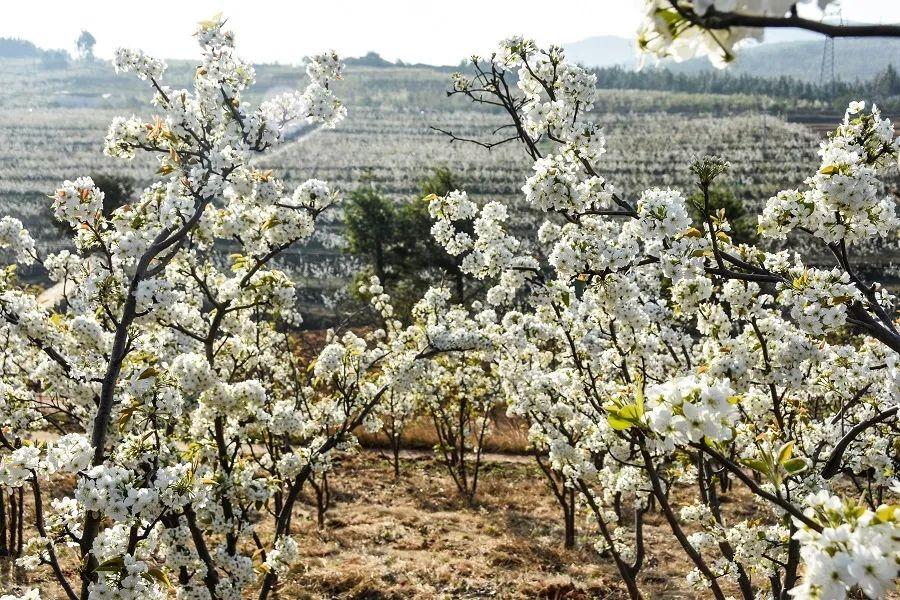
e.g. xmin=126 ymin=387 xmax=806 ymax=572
xmin=668 ymin=38 xmax=900 ymax=83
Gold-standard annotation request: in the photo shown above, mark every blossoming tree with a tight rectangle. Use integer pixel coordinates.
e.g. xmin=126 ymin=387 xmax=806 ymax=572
xmin=0 ymin=17 xmax=466 ymax=600
xmin=1 ymin=6 xmax=900 ymax=600
xmin=432 ymin=37 xmax=900 ymax=599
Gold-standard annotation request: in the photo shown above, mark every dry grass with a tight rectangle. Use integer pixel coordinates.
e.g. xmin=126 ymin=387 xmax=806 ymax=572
xmin=356 ymin=412 xmax=532 ymax=456
xmin=274 ymin=454 xmax=781 ymax=599
xmin=275 ymin=454 xmax=629 ymax=600
xmin=8 ymin=451 xmax=890 ymax=599
xmin=0 ymin=453 xmax=639 ymax=599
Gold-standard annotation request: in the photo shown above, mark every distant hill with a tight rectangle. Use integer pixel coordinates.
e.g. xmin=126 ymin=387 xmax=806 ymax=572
xmin=562 ymin=36 xmax=639 ymax=68
xmin=345 ymin=51 xmax=394 ymax=68
xmin=11 ymin=29 xmax=900 ymax=85
xmin=668 ymin=38 xmax=900 ymax=83
xmin=563 ymin=35 xmax=900 ymax=83
xmin=559 ymin=33 xmax=818 ymax=70
xmin=0 ymin=37 xmax=42 ymax=58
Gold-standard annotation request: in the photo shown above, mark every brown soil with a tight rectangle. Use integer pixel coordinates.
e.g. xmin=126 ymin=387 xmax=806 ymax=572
xmin=6 ymin=451 xmax=888 ymax=600
xmin=0 ymin=452 xmax=683 ymax=599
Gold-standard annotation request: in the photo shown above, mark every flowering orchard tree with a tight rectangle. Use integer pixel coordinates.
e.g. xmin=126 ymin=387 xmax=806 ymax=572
xmin=639 ymin=1 xmax=900 ymax=67
xmin=433 ymin=39 xmax=900 ymax=598
xmin=0 ymin=18 xmax=464 ymax=600
xmin=406 ymin=341 xmax=501 ymax=504
xmin=370 ymin=388 xmax=418 ymax=479
xmin=358 ymin=282 xmax=499 ymax=492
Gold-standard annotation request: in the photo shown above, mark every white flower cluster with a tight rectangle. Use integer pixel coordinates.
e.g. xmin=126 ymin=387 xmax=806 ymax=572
xmin=260 ymin=51 xmax=346 ymax=132
xmin=635 ymin=188 xmax=693 ymax=251
xmin=494 ymin=40 xmax=597 ymax=140
xmin=759 ymin=102 xmax=900 ymax=244
xmin=523 ymin=156 xmax=614 ymax=215
xmin=429 ymin=191 xmax=533 ymax=298
xmin=88 ymin=554 xmax=161 ymax=600
xmin=645 ymin=375 xmax=739 ymax=448
xmin=306 ymin=50 xmax=343 ymax=84
xmin=313 ymin=340 xmax=349 ymax=379
xmin=4 ymin=18 xmax=900 ymax=600
xmin=0 ymin=445 xmax=40 ymax=487
xmin=430 ymin=39 xmax=900 ymax=599
xmin=169 ymin=352 xmax=215 ymax=397
xmin=263 ymin=536 xmax=299 ymax=575
xmin=0 ymin=216 xmax=37 ymax=265
xmin=3 ymin=440 xmax=93 ymax=501
xmin=638 ymin=1 xmax=838 ymax=67
xmin=428 ymin=190 xmax=477 ymax=255
xmin=292 ymin=178 xmax=339 ymax=212
xmin=113 ymin=47 xmax=166 ymax=80
xmin=791 ymin=492 xmax=900 ymax=599
xmin=0 ymin=591 xmax=40 ymax=600
xmin=44 ymin=434 xmax=92 ymax=475
xmin=50 ymin=176 xmax=104 ymax=226
xmin=777 ymin=267 xmax=860 ymax=336
xmin=0 ymin=15 xmax=418 ymax=600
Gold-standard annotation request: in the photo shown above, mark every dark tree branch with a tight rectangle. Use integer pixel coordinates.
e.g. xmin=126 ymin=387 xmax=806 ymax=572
xmin=429 ymin=126 xmax=519 ymax=150
xmin=689 ymin=8 xmax=900 ymax=39
xmin=821 ymin=405 xmax=899 ymax=479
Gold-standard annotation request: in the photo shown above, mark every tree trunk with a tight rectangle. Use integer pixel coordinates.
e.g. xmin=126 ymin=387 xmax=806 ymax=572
xmin=8 ymin=490 xmax=17 ymax=556
xmin=563 ymin=488 xmax=576 ymax=549
xmin=392 ymin=439 xmax=401 ymax=479
xmin=0 ymin=490 xmax=7 ymax=556
xmin=311 ymin=474 xmax=330 ymax=529
xmin=15 ymin=488 xmax=22 ymax=555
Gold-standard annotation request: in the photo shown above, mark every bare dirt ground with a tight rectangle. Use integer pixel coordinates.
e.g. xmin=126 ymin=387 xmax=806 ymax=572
xmin=10 ymin=449 xmax=889 ymax=599
xmin=1 ymin=449 xmax=713 ymax=600
xmin=245 ymin=451 xmax=768 ymax=599
xmin=276 ymin=453 xmax=629 ymax=600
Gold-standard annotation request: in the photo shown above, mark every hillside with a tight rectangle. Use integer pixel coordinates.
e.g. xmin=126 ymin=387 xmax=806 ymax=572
xmin=562 ymin=36 xmax=639 ymax=68
xmin=5 ymin=51 xmax=892 ymax=325
xmin=669 ymin=37 xmax=900 ymax=82
xmin=564 ymin=35 xmax=900 ymax=83
xmin=0 ymin=57 xmax=825 ymax=281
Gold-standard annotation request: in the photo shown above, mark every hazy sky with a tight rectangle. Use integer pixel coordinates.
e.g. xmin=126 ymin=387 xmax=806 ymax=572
xmin=3 ymin=0 xmax=900 ymax=65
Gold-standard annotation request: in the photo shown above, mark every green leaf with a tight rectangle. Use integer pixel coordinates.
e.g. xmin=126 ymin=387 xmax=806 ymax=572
xmin=742 ymin=458 xmax=771 ymax=477
xmin=138 ymin=367 xmax=159 ymax=380
xmin=875 ymin=504 xmax=900 ymax=523
xmin=654 ymin=7 xmax=685 ymax=34
xmin=144 ymin=567 xmax=172 ymax=589
xmin=619 ymin=404 xmax=643 ymax=422
xmin=117 ymin=406 xmax=136 ymax=427
xmin=776 ymin=441 xmax=794 ymax=465
xmin=94 ymin=556 xmax=125 ymax=573
xmin=607 ymin=400 xmax=645 ymax=432
xmin=634 ymin=379 xmax=645 ymax=414
xmin=607 ymin=413 xmax=633 ymax=431
xmin=682 ymin=226 xmax=703 ymax=238
xmin=783 ymin=457 xmax=807 ymax=475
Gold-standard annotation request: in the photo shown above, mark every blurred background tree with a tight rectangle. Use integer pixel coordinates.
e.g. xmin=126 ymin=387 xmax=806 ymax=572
xmin=92 ymin=173 xmax=134 ymax=217
xmin=343 ymin=167 xmax=479 ymax=320
xmin=76 ymin=30 xmax=96 ymax=61
xmin=688 ymin=184 xmax=758 ymax=245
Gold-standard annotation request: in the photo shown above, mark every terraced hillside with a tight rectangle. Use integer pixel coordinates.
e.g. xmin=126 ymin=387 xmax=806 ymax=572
xmin=2 ymin=57 xmax=869 ymax=311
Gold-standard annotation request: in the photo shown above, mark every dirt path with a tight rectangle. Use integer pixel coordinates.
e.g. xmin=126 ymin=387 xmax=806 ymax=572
xmin=362 ymin=445 xmax=534 ymax=465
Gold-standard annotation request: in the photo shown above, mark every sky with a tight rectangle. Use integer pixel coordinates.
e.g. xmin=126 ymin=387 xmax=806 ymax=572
xmin=2 ymin=0 xmax=900 ymax=66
